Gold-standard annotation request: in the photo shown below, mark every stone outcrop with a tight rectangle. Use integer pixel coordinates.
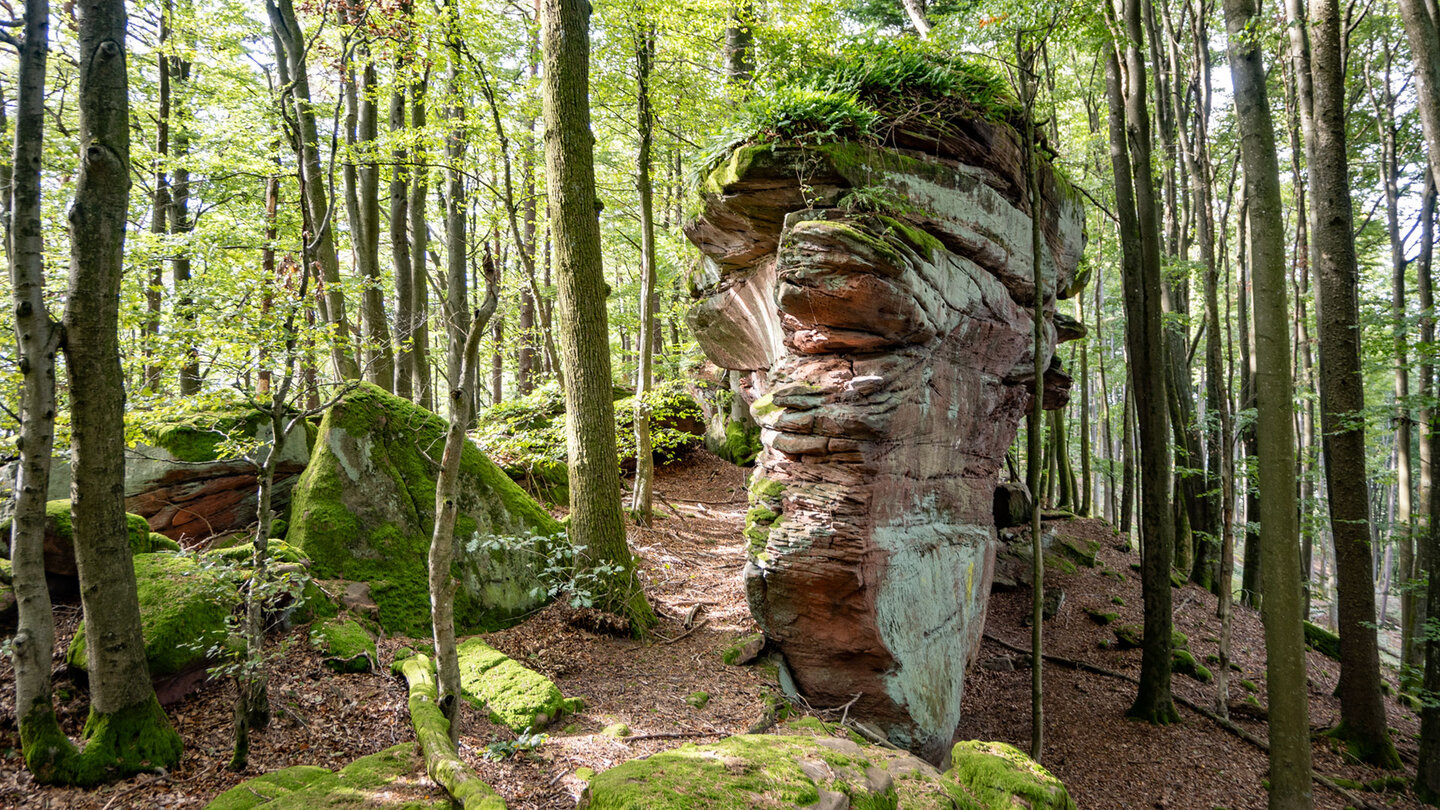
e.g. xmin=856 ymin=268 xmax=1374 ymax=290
xmin=0 ymin=408 xmax=314 ymax=543
xmin=286 ymin=382 xmax=562 ymax=637
xmin=0 ymin=499 xmax=179 ymax=579
xmin=685 ymin=77 xmax=1084 ymax=757
xmin=579 ymin=720 xmax=1075 ymax=809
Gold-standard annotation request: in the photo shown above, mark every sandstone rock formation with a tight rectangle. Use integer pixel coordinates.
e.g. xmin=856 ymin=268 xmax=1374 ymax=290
xmin=686 ymin=83 xmax=1084 ymax=758
xmin=286 ymin=382 xmax=562 ymax=637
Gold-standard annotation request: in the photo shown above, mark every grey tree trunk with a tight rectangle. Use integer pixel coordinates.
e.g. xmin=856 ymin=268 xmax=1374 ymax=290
xmin=168 ymin=43 xmax=198 ymax=396
xmin=7 ymin=0 xmax=75 ymax=780
xmin=539 ymin=0 xmax=655 ymax=631
xmin=1303 ymin=0 xmax=1399 ymax=768
xmin=343 ymin=33 xmax=394 ymax=392
xmin=1108 ymin=1 xmax=1178 ymax=724
xmin=410 ymin=78 xmax=432 ymax=411
xmin=1222 ymin=0 xmax=1317 ymax=801
xmin=63 ymin=0 xmax=184 ymax=780
xmin=443 ymin=6 xmax=469 ymax=409
xmin=1019 ymin=35 xmax=1045 ymax=760
xmin=630 ymin=26 xmax=657 ymax=526
xmin=391 ymin=65 xmax=415 ymax=400
xmin=144 ymin=5 xmax=169 ymax=392
xmin=723 ymin=1 xmax=755 ymax=82
xmin=267 ymin=0 xmax=361 ymax=382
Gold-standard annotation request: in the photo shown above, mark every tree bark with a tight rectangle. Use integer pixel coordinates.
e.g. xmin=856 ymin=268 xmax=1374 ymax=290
xmin=1303 ymin=0 xmax=1399 ymax=768
xmin=630 ymin=26 xmax=657 ymax=527
xmin=391 ymin=42 xmax=415 ymax=400
xmin=1222 ymin=0 xmax=1317 ymax=801
xmin=64 ymin=0 xmax=184 ymax=780
xmin=343 ymin=30 xmax=394 ymax=392
xmin=723 ymin=1 xmax=756 ymax=82
xmin=410 ymin=75 xmax=432 ymax=411
xmin=443 ymin=5 xmax=469 ymax=409
xmin=1105 ymin=8 xmax=1177 ymax=722
xmin=267 ymin=0 xmax=361 ymax=382
xmin=144 ymin=4 xmax=169 ymax=393
xmin=8 ymin=0 xmax=75 ymax=779
xmin=539 ymin=0 xmax=655 ymax=631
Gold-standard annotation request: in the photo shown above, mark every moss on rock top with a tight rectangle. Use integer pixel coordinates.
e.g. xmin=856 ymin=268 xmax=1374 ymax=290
xmin=203 ymin=744 xmax=449 ymax=809
xmin=287 ymin=382 xmax=561 ymax=637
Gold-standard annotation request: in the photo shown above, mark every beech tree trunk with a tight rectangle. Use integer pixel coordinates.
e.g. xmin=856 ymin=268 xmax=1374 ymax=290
xmin=1107 ymin=1 xmax=1178 ymax=725
xmin=1222 ymin=0 xmax=1317 ymax=800
xmin=8 ymin=0 xmax=74 ymax=779
xmin=630 ymin=26 xmax=657 ymax=526
xmin=411 ymin=79 xmax=432 ymax=411
xmin=64 ymin=0 xmax=184 ymax=780
xmin=539 ymin=0 xmax=655 ymax=631
xmin=1304 ymin=0 xmax=1399 ymax=768
xmin=391 ymin=53 xmax=415 ymax=400
xmin=267 ymin=0 xmax=360 ymax=381
xmin=343 ymin=32 xmax=394 ymax=392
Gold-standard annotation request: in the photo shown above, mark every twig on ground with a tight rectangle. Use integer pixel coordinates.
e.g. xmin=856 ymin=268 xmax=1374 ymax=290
xmin=622 ymin=730 xmax=728 ymax=742
xmin=655 ymin=618 xmax=709 ymax=645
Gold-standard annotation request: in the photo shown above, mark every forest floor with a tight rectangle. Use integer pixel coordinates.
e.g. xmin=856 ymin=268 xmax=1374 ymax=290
xmin=0 ymin=449 xmax=1430 ymax=809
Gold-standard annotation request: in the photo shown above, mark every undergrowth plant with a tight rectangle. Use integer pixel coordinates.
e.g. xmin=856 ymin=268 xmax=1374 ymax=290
xmin=469 ymin=530 xmax=632 ymax=612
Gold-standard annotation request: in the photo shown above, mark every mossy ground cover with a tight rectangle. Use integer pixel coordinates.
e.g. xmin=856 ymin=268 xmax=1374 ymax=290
xmin=311 ymin=618 xmax=377 ymax=673
xmin=204 ymin=744 xmax=449 ymax=809
xmin=456 ymin=637 xmax=580 ymax=733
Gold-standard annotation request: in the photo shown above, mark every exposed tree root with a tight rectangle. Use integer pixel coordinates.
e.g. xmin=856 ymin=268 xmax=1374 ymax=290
xmin=394 ymin=654 xmax=507 ymax=810
xmin=981 ymin=632 xmax=1382 ymax=810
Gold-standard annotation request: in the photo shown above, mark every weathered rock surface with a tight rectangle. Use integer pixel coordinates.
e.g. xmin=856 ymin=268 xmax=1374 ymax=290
xmin=286 ymin=382 xmax=561 ymax=637
xmin=685 ymin=99 xmax=1084 ymax=755
xmin=579 ymin=721 xmax=1075 ymax=809
xmin=0 ymin=408 xmax=313 ymax=543
xmin=0 ymin=499 xmax=178 ymax=578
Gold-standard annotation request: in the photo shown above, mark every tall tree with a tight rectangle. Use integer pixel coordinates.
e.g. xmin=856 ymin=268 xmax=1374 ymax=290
xmin=539 ymin=0 xmax=655 ymax=630
xmin=62 ymin=0 xmax=184 ymax=780
xmin=391 ymin=8 xmax=416 ymax=402
xmin=1223 ymin=0 xmax=1316 ymax=801
xmin=1107 ymin=0 xmax=1179 ymax=725
xmin=267 ymin=0 xmax=362 ymax=382
xmin=411 ymin=73 xmax=433 ymax=411
xmin=7 ymin=0 xmax=70 ymax=780
xmin=169 ymin=32 xmax=198 ymax=395
xmin=1301 ymin=0 xmax=1400 ymax=768
xmin=630 ymin=23 xmax=658 ymax=526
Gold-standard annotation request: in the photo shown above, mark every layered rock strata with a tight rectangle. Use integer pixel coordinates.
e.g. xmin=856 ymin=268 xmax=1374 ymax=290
xmin=686 ymin=130 xmax=1084 ymax=759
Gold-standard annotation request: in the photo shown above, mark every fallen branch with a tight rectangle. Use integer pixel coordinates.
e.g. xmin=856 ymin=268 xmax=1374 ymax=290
xmin=655 ymin=618 xmax=709 ymax=645
xmin=981 ymin=633 xmax=1381 ymax=810
xmin=394 ymin=654 xmax=507 ymax=810
xmin=623 ymin=730 xmax=728 ymax=742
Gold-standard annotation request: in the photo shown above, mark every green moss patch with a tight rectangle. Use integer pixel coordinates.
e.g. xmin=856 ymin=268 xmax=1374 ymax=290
xmin=204 ymin=540 xmax=307 ymax=566
xmin=67 ymin=552 xmax=232 ymax=678
xmin=1056 ymin=537 xmax=1100 ymax=568
xmin=946 ymin=741 xmax=1076 ymax=809
xmin=0 ymin=500 xmax=163 ymax=570
xmin=457 ymin=637 xmax=578 ymax=733
xmin=311 ymin=618 xmax=377 ymax=674
xmin=1171 ymin=650 xmax=1213 ymax=683
xmin=1304 ymin=621 xmax=1341 ymax=661
xmin=287 ymin=382 xmax=561 ymax=637
xmin=203 ymin=744 xmax=450 ymax=809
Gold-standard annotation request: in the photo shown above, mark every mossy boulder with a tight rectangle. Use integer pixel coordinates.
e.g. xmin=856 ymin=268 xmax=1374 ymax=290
xmin=579 ymin=732 xmax=1074 ymax=809
xmin=67 ymin=553 xmax=233 ymax=697
xmin=203 ymin=744 xmax=450 ymax=809
xmin=456 ymin=636 xmax=580 ymax=732
xmin=0 ymin=500 xmax=162 ymax=578
xmin=204 ymin=540 xmax=308 ymax=566
xmin=1304 ymin=621 xmax=1341 ymax=661
xmin=311 ymin=618 xmax=377 ymax=674
xmin=1112 ymin=624 xmax=1188 ymax=653
xmin=287 ymin=383 xmax=562 ymax=637
xmin=1171 ymin=649 xmax=1213 ymax=683
xmin=0 ymin=557 xmax=14 ymax=629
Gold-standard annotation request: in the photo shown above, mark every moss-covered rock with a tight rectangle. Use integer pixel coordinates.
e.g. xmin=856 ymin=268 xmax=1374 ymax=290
xmin=1056 ymin=536 xmax=1100 ymax=568
xmin=0 ymin=500 xmax=163 ymax=578
xmin=311 ymin=618 xmax=377 ymax=674
xmin=287 ymin=383 xmax=562 ymax=637
xmin=946 ymin=741 xmax=1076 ymax=809
xmin=1171 ymin=650 xmax=1213 ymax=683
xmin=1112 ymin=624 xmax=1187 ymax=653
xmin=457 ymin=637 xmax=579 ymax=732
xmin=204 ymin=540 xmax=308 ymax=566
xmin=722 ymin=633 xmax=766 ymax=666
xmin=0 ymin=557 xmax=14 ymax=628
xmin=580 ymin=732 xmax=1075 ymax=809
xmin=67 ymin=552 xmax=232 ymax=679
xmin=204 ymin=744 xmax=451 ymax=809
xmin=1304 ymin=621 xmax=1341 ymax=661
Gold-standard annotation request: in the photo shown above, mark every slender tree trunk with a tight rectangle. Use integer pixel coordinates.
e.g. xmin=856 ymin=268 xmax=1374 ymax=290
xmin=443 ymin=7 xmax=468 ymax=407
xmin=268 ymin=0 xmax=359 ymax=381
xmin=64 ymin=0 xmax=184 ymax=780
xmin=258 ymin=172 xmax=280 ymax=395
xmin=724 ymin=1 xmax=756 ymax=80
xmin=1418 ymin=175 xmax=1440 ymax=802
xmin=144 ymin=7 xmax=169 ymax=392
xmin=900 ymin=0 xmax=932 ymax=37
xmin=1120 ymin=384 xmax=1135 ymax=540
xmin=7 ymin=0 xmax=75 ymax=779
xmin=169 ymin=46 xmax=198 ymax=395
xmin=1223 ymin=0 xmax=1316 ymax=800
xmin=630 ymin=26 xmax=658 ymax=526
xmin=411 ymin=76 xmax=432 ymax=411
xmin=539 ymin=0 xmax=655 ymax=631
xmin=1303 ymin=0 xmax=1399 ymax=768
xmin=391 ymin=55 xmax=415 ymax=400
xmin=1105 ymin=13 xmax=1178 ymax=722
xmin=344 ymin=34 xmax=394 ymax=392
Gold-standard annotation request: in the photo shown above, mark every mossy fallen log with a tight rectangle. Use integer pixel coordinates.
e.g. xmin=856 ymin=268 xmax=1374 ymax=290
xmin=393 ymin=653 xmax=507 ymax=810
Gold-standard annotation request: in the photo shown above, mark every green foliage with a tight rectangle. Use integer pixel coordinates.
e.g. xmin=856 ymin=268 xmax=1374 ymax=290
xmin=482 ymin=729 xmax=549 ymax=762
xmin=469 ymin=530 xmax=624 ymax=611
